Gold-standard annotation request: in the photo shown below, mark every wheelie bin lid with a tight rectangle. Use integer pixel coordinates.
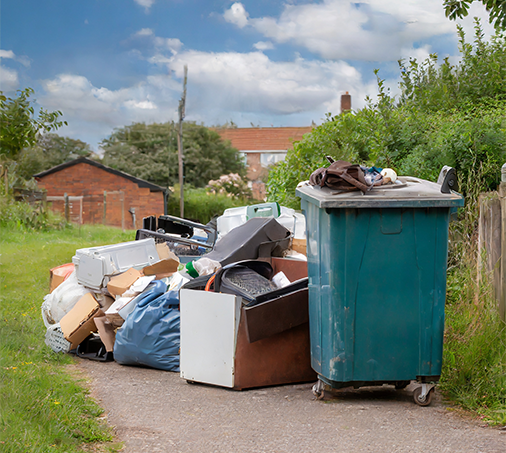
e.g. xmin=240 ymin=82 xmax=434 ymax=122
xmin=295 ymin=176 xmax=465 ymax=208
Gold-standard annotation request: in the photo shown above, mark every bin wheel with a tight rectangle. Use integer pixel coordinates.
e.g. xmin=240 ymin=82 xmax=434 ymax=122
xmin=312 ymin=380 xmax=325 ymax=400
xmin=394 ymin=381 xmax=410 ymax=390
xmin=186 ymin=380 xmax=196 ymax=385
xmin=413 ymin=386 xmax=434 ymax=406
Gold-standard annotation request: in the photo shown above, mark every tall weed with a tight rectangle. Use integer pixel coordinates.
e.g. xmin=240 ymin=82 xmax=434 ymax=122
xmin=443 ymin=164 xmax=506 ymax=425
xmin=443 ymin=243 xmax=506 ymax=425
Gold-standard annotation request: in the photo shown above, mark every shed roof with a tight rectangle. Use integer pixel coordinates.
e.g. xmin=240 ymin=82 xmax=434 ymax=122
xmin=34 ymin=157 xmax=166 ymax=192
xmin=215 ymin=126 xmax=312 ymax=151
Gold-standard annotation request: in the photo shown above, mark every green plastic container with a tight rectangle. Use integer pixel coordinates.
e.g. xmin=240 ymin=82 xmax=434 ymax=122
xmin=296 ymin=176 xmax=464 ymax=391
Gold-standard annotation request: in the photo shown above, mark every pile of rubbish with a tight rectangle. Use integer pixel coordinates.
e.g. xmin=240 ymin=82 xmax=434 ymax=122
xmin=42 ymin=202 xmax=315 ymax=389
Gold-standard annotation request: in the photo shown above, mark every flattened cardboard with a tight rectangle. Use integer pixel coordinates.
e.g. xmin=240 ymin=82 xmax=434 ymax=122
xmin=107 ymin=268 xmax=142 ymax=297
xmin=60 ymin=293 xmax=104 ymax=349
xmin=94 ymin=316 xmax=116 ymax=352
xmin=142 ymin=254 xmax=179 ymax=278
xmin=49 ymin=263 xmax=75 ymax=293
xmin=156 ymin=242 xmax=171 ymax=260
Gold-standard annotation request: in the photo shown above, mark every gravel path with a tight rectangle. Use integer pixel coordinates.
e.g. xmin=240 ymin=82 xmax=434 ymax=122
xmin=76 ymin=360 xmax=505 ymax=453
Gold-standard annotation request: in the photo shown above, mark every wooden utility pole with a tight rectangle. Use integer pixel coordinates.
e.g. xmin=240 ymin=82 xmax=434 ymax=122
xmin=177 ymin=65 xmax=188 ymax=218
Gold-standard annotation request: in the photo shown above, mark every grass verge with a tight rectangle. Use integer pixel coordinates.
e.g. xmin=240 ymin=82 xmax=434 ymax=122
xmin=441 ymin=233 xmax=506 ymax=426
xmin=0 ymin=225 xmax=134 ymax=452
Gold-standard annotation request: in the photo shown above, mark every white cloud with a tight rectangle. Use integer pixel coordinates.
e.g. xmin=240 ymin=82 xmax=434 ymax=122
xmin=0 ymin=49 xmax=30 ymax=67
xmin=154 ymin=37 xmax=183 ymax=54
xmin=0 ymin=49 xmax=19 ymax=91
xmin=224 ymin=2 xmax=249 ymax=28
xmin=166 ymin=49 xmax=366 ymax=117
xmin=0 ymin=65 xmax=19 ymax=91
xmin=124 ymin=100 xmax=157 ymax=110
xmin=253 ymin=41 xmax=274 ymax=51
xmin=39 ymin=73 xmax=179 ymax=149
xmin=131 ymin=29 xmax=182 ymax=54
xmin=134 ymin=0 xmax=155 ymax=12
xmin=0 ymin=50 xmax=16 ymax=59
xmin=224 ymin=1 xmax=476 ymax=61
xmin=135 ymin=28 xmax=154 ymax=37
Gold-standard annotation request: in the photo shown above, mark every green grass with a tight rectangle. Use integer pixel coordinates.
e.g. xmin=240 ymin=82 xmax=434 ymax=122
xmin=441 ymin=240 xmax=506 ymax=426
xmin=0 ymin=225 xmax=133 ymax=452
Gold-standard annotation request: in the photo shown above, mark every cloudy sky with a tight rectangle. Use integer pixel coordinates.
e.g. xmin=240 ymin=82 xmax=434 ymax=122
xmin=1 ymin=0 xmax=494 ymax=151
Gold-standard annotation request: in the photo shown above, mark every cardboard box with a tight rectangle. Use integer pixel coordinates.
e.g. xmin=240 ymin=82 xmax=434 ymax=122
xmin=49 ymin=263 xmax=75 ymax=293
xmin=107 ymin=268 xmax=142 ymax=297
xmin=60 ymin=293 xmax=104 ymax=349
xmin=291 ymin=238 xmax=307 ymax=255
xmin=142 ymin=253 xmax=179 ymax=279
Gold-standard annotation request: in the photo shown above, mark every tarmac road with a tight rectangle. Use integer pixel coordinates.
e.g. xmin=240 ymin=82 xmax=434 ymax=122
xmin=75 ymin=360 xmax=505 ymax=453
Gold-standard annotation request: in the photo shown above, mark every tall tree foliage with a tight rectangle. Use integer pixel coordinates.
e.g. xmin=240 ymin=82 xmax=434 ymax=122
xmin=16 ymin=134 xmax=95 ymax=180
xmin=101 ymin=122 xmax=246 ymax=188
xmin=444 ymin=0 xmax=506 ymax=29
xmin=267 ymin=22 xmax=506 ymax=209
xmin=0 ymin=88 xmax=67 ymax=161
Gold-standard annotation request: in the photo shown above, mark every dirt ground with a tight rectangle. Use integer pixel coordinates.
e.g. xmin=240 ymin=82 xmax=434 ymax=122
xmin=76 ymin=360 xmax=505 ymax=453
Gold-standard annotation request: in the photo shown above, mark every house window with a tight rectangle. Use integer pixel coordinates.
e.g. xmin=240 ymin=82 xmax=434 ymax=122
xmin=239 ymin=152 xmax=248 ymax=166
xmin=260 ymin=152 xmax=287 ymax=167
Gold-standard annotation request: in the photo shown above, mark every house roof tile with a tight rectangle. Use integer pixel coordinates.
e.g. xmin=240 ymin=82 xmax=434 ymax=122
xmin=34 ymin=157 xmax=166 ymax=192
xmin=215 ymin=126 xmax=312 ymax=151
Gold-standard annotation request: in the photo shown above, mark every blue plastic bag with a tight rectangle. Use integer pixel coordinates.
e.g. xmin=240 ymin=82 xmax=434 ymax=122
xmin=114 ymin=282 xmax=181 ymax=371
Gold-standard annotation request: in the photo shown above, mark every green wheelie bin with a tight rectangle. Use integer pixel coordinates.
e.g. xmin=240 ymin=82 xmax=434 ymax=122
xmin=296 ymin=174 xmax=464 ymax=405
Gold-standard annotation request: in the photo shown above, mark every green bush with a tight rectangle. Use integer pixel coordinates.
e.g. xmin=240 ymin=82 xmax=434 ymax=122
xmin=0 ymin=197 xmax=69 ymax=231
xmin=166 ymin=186 xmax=251 ymax=224
xmin=267 ymin=23 xmax=506 ymax=210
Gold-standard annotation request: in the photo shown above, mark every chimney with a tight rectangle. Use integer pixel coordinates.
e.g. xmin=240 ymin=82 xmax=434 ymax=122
xmin=341 ymin=91 xmax=351 ymax=113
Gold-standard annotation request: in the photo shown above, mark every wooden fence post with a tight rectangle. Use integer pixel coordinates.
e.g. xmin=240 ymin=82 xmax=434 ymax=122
xmin=499 ymin=178 xmax=506 ymax=322
xmin=103 ymin=191 xmax=107 ymax=225
xmin=121 ymin=191 xmax=125 ymax=231
xmin=64 ymin=193 xmax=69 ymax=222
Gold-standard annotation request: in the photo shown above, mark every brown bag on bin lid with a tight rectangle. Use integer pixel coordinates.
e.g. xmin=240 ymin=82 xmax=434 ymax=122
xmin=309 ymin=160 xmax=369 ymax=194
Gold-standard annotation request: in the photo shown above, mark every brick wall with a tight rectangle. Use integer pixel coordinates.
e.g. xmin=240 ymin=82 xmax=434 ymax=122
xmin=36 ymin=162 xmax=165 ymax=229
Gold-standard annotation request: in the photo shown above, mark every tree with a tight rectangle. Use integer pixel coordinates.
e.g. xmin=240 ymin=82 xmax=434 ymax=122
xmin=16 ymin=134 xmax=95 ymax=180
xmin=267 ymin=23 xmax=506 ymax=208
xmin=0 ymin=88 xmax=67 ymax=160
xmin=101 ymin=121 xmax=247 ymax=188
xmin=444 ymin=0 xmax=506 ymax=29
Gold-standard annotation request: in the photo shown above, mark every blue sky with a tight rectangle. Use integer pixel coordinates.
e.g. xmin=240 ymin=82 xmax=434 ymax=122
xmin=1 ymin=0 xmax=494 ymax=151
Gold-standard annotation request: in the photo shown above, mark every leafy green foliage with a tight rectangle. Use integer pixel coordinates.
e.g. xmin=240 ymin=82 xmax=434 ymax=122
xmin=166 ymin=185 xmax=251 ymax=224
xmin=101 ymin=122 xmax=246 ymax=188
xmin=16 ymin=134 xmax=95 ymax=180
xmin=398 ymin=23 xmax=506 ymax=112
xmin=0 ymin=88 xmax=67 ymax=161
xmin=0 ymin=198 xmax=69 ymax=232
xmin=268 ymin=23 xmax=506 ymax=210
xmin=444 ymin=0 xmax=506 ymax=30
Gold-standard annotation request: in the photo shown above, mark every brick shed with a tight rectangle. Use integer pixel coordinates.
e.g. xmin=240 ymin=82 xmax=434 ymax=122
xmin=34 ymin=157 xmax=166 ymax=229
xmin=215 ymin=126 xmax=313 ymax=199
